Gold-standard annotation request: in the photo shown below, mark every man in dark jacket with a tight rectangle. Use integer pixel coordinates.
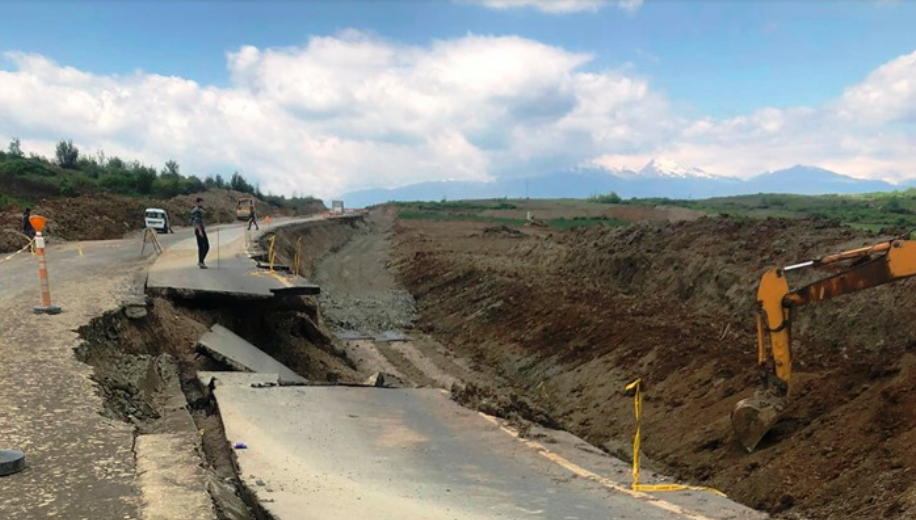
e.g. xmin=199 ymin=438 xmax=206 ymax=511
xmin=191 ymin=198 xmax=209 ymax=268
xmin=247 ymin=206 xmax=259 ymax=231
xmin=22 ymin=208 xmax=34 ymax=239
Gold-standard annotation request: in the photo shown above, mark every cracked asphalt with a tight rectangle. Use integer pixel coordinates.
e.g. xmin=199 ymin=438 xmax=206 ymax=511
xmin=0 ymin=233 xmax=183 ymax=519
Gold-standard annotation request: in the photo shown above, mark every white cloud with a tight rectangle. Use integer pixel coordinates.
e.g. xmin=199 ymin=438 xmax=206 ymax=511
xmin=0 ymin=33 xmax=638 ymax=197
xmin=1 ymin=34 xmax=916 ymax=199
xmin=460 ymin=0 xmax=642 ymax=14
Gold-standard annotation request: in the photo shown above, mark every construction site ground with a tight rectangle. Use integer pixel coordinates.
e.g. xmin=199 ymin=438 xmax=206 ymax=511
xmin=376 ymin=209 xmax=916 ymax=520
xmin=3 ymin=199 xmax=916 ymax=519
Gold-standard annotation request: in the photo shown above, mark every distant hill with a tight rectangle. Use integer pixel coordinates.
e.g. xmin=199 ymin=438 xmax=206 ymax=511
xmin=742 ymin=165 xmax=895 ymax=195
xmin=342 ymin=160 xmax=900 ymax=207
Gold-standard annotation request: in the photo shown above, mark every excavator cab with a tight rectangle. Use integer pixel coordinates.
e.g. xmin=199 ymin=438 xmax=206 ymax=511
xmin=733 ymin=238 xmax=916 ymax=452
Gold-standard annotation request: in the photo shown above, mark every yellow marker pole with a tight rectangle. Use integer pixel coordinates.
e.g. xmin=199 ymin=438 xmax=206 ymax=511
xmin=29 ymin=215 xmax=61 ymax=315
xmin=294 ymin=237 xmax=303 ymax=277
xmin=268 ymin=234 xmax=277 ymax=272
xmin=624 ymin=378 xmax=725 ymax=496
xmin=78 ymin=242 xmax=83 ymax=257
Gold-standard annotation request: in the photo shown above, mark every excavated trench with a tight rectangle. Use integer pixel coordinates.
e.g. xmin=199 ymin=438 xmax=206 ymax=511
xmin=73 ymin=218 xmax=369 ymax=520
xmin=75 ymin=293 xmax=358 ymax=520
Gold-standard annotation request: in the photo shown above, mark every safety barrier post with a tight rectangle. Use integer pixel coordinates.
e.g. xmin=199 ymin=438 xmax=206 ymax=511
xmin=30 ymin=215 xmax=61 ymax=315
xmin=624 ymin=378 xmax=725 ymax=496
xmin=268 ymin=234 xmax=277 ymax=272
xmin=293 ymin=237 xmax=303 ymax=277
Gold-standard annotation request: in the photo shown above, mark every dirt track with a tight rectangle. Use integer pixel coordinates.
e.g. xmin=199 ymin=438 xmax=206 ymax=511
xmin=383 ymin=211 xmax=916 ymax=519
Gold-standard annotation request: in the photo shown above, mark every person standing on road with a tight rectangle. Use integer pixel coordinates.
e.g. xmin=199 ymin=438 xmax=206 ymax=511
xmin=22 ymin=207 xmax=34 ymax=239
xmin=247 ymin=205 xmax=259 ymax=231
xmin=191 ymin=197 xmax=210 ymax=269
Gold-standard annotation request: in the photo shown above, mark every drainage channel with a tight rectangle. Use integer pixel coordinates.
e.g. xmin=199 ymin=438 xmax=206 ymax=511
xmin=74 ymin=292 xmax=360 ymax=520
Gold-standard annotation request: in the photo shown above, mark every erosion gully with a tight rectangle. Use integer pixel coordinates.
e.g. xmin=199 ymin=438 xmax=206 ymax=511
xmin=73 ymin=218 xmax=368 ymax=520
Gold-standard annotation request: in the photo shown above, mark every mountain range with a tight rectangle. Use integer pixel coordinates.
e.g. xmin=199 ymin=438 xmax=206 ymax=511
xmin=340 ymin=159 xmax=904 ymax=208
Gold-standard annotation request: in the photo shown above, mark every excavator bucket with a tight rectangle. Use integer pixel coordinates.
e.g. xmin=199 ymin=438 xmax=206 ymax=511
xmin=731 ymin=390 xmax=787 ymax=452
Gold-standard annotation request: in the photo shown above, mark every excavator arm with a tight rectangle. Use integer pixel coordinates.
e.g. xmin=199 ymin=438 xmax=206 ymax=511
xmin=732 ymin=239 xmax=916 ymax=452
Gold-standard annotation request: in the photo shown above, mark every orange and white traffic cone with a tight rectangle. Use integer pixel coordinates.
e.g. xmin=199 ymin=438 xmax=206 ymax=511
xmin=30 ymin=215 xmax=61 ymax=315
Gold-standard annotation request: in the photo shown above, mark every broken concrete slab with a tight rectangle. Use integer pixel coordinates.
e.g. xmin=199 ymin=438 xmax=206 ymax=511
xmin=147 ymin=222 xmax=320 ymax=299
xmin=209 ymin=373 xmax=764 ymax=520
xmin=197 ymin=325 xmax=307 ymax=384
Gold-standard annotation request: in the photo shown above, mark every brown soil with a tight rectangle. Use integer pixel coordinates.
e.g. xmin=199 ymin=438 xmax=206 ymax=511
xmin=482 ymin=203 xmax=707 ymax=224
xmin=389 ymin=211 xmax=916 ymax=519
xmin=0 ymin=190 xmax=325 ymax=253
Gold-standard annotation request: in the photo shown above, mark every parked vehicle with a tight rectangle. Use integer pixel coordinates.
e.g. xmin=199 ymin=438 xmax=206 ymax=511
xmin=144 ymin=208 xmax=172 ymax=234
xmin=237 ymin=198 xmax=254 ymax=221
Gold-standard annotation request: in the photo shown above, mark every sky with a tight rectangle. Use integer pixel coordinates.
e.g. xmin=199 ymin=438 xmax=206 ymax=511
xmin=1 ymin=0 xmax=915 ymax=198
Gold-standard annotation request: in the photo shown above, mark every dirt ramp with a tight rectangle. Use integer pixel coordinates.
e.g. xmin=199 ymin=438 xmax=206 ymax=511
xmin=391 ymin=214 xmax=916 ymax=519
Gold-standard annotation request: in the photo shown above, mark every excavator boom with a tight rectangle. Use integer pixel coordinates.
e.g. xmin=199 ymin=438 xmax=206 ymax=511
xmin=732 ymin=238 xmax=916 ymax=452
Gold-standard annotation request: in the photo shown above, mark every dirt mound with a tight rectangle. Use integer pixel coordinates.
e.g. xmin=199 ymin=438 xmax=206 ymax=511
xmin=391 ymin=213 xmax=916 ymax=519
xmin=481 ymin=225 xmax=526 ymax=238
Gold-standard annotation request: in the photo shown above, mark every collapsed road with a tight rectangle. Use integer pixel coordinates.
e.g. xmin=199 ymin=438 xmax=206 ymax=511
xmin=0 ymin=210 xmax=766 ymax=520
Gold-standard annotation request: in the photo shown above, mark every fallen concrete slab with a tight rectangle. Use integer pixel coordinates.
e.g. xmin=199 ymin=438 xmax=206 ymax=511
xmin=198 ymin=324 xmax=307 ymax=384
xmin=208 ymin=373 xmax=766 ymax=520
xmin=147 ymin=223 xmax=319 ymax=299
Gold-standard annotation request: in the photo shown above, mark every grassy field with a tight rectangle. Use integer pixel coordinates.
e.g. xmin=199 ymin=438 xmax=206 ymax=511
xmin=392 ymin=199 xmax=628 ymax=230
xmin=390 ymin=189 xmax=916 ymax=234
xmin=613 ymin=191 xmax=916 ymax=232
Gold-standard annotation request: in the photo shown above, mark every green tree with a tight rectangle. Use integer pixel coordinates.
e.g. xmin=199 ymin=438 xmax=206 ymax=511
xmin=214 ymin=174 xmax=226 ymax=188
xmin=152 ymin=176 xmax=181 ymax=199
xmin=230 ymin=172 xmax=254 ymax=193
xmin=107 ymin=156 xmax=126 ymax=172
xmin=76 ymin=156 xmax=104 ymax=178
xmin=181 ymin=175 xmax=205 ymax=194
xmin=590 ymin=191 xmax=622 ymax=204
xmin=55 ymin=139 xmax=80 ymax=169
xmin=162 ymin=159 xmax=180 ymax=177
xmin=7 ymin=138 xmax=23 ymax=158
xmin=136 ymin=167 xmax=157 ymax=194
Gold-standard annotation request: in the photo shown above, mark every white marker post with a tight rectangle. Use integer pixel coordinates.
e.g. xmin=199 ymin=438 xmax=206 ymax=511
xmin=30 ymin=215 xmax=61 ymax=315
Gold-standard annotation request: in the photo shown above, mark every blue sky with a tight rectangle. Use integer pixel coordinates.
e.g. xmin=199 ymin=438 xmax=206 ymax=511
xmin=1 ymin=0 xmax=915 ymax=197
xmin=3 ymin=1 xmax=913 ymax=116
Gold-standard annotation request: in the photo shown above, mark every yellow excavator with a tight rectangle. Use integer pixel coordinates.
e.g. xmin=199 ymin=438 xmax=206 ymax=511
xmin=732 ymin=236 xmax=916 ymax=452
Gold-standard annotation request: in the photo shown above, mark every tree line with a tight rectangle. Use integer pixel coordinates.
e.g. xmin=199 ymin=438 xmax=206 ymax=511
xmin=0 ymin=138 xmax=318 ymax=209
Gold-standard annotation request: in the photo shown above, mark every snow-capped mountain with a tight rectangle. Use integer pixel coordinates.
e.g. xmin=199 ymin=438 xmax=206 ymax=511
xmin=341 ymin=162 xmax=899 ymax=207
xmin=637 ymin=158 xmax=719 ymax=179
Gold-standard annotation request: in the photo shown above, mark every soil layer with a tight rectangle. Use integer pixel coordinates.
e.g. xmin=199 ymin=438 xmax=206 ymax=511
xmin=390 ymin=212 xmax=916 ymax=519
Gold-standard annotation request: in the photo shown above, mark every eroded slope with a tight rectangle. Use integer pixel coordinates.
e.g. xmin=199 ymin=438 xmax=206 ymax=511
xmin=391 ymin=213 xmax=916 ymax=519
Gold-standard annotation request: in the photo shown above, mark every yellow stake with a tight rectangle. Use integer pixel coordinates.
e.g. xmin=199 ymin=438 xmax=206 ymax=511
xmin=624 ymin=378 xmax=726 ymax=496
xmin=268 ymin=234 xmax=276 ymax=272
xmin=78 ymin=242 xmax=83 ymax=257
xmin=294 ymin=237 xmax=303 ymax=277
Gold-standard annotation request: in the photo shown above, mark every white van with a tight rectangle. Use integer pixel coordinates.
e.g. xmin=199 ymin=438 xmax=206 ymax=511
xmin=144 ymin=208 xmax=172 ymax=234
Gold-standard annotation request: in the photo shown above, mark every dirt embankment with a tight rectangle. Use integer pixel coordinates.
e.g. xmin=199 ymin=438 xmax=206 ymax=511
xmin=0 ymin=190 xmax=326 ymax=254
xmin=390 ymin=213 xmax=916 ymax=519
